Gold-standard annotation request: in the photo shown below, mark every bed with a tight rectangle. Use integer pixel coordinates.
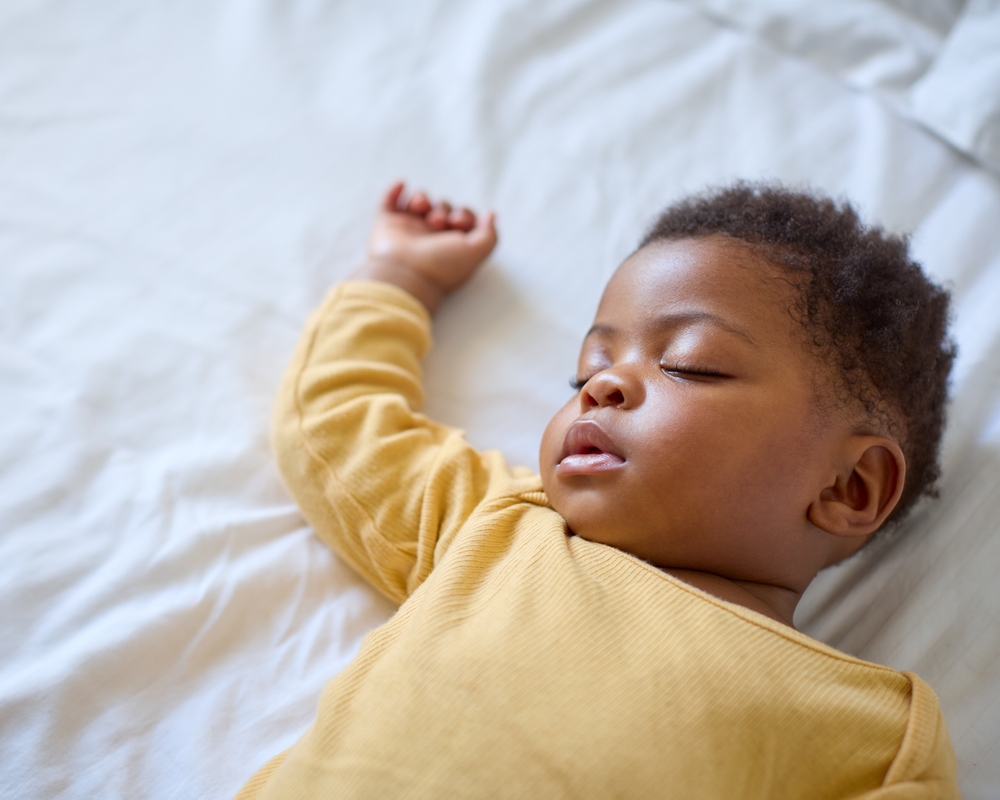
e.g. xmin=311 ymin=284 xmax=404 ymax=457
xmin=2 ymin=0 xmax=998 ymax=796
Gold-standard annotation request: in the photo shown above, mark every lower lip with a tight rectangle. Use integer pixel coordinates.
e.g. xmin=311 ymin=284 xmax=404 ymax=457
xmin=556 ymin=452 xmax=626 ymax=475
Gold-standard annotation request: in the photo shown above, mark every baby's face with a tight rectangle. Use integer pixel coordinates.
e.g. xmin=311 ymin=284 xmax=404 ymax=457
xmin=539 ymin=236 xmax=844 ymax=583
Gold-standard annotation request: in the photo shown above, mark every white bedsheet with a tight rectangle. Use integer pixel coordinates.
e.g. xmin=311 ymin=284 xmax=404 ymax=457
xmin=685 ymin=0 xmax=1000 ymax=171
xmin=1 ymin=1 xmax=998 ymax=797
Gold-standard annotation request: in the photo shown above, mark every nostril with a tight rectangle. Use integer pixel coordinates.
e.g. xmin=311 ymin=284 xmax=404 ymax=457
xmin=581 ymin=376 xmax=629 ymax=408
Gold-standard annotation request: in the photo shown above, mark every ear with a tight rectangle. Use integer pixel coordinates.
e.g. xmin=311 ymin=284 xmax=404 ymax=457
xmin=807 ymin=436 xmax=906 ymax=539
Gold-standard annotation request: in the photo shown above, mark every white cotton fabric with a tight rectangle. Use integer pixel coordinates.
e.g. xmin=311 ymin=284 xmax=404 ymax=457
xmin=0 ymin=1 xmax=998 ymax=798
xmin=681 ymin=0 xmax=950 ymax=91
xmin=909 ymin=0 xmax=1000 ymax=173
xmin=684 ymin=0 xmax=1000 ymax=172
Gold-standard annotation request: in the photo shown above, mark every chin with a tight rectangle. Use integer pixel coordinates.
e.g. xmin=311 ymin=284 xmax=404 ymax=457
xmin=562 ymin=517 xmax=625 ymax=550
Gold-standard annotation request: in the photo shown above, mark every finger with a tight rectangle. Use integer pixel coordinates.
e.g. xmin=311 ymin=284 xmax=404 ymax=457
xmin=425 ymin=208 xmax=449 ymax=230
xmin=407 ymin=192 xmax=431 ymax=216
xmin=467 ymin=211 xmax=498 ymax=256
xmin=382 ymin=181 xmax=405 ymax=212
xmin=436 ymin=201 xmax=452 ymax=217
xmin=449 ymin=207 xmax=475 ymax=232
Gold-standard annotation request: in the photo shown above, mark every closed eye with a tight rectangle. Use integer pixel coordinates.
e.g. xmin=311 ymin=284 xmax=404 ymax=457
xmin=662 ymin=364 xmax=730 ymax=380
xmin=572 ymin=366 xmax=728 ymax=390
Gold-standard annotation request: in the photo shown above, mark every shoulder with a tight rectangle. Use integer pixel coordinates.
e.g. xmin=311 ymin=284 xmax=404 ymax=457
xmin=880 ymin=672 xmax=958 ymax=794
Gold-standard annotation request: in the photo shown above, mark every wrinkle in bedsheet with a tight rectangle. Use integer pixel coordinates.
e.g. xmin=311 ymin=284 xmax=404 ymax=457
xmin=682 ymin=0 xmax=1000 ymax=173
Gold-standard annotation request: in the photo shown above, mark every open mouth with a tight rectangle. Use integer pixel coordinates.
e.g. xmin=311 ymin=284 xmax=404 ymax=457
xmin=556 ymin=420 xmax=626 ymax=475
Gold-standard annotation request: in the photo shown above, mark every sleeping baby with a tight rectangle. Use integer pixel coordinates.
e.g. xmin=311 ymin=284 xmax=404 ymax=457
xmin=236 ymin=181 xmax=960 ymax=798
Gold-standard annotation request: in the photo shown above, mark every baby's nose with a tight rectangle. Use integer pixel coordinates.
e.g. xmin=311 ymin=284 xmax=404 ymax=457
xmin=582 ymin=371 xmax=631 ymax=408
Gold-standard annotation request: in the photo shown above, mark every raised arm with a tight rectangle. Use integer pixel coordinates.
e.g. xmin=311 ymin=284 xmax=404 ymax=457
xmin=273 ymin=184 xmax=511 ymax=604
xmin=356 ymin=181 xmax=497 ymax=315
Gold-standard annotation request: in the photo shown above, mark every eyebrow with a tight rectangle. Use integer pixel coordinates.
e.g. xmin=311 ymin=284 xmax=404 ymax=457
xmin=585 ymin=311 xmax=759 ymax=347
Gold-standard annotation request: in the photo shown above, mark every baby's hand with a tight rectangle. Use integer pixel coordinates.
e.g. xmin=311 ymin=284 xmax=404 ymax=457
xmin=356 ymin=182 xmax=498 ymax=315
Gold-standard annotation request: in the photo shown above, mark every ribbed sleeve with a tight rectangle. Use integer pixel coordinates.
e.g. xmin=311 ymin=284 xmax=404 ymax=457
xmin=272 ymin=281 xmax=521 ymax=604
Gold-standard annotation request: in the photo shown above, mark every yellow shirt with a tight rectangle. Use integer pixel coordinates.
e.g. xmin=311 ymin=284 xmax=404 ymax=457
xmin=237 ymin=281 xmax=958 ymax=799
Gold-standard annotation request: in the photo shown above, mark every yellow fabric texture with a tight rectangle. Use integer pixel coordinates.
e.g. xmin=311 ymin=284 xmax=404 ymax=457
xmin=237 ymin=281 xmax=959 ymax=799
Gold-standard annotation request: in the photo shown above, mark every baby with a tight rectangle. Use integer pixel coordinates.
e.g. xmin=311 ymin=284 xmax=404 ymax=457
xmin=237 ymin=182 xmax=960 ymax=798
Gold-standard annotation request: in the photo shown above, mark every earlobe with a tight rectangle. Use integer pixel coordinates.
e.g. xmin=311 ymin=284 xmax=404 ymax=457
xmin=808 ymin=437 xmax=906 ymax=539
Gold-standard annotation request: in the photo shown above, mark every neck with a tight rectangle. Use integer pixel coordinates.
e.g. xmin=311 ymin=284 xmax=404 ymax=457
xmin=662 ymin=568 xmax=805 ymax=628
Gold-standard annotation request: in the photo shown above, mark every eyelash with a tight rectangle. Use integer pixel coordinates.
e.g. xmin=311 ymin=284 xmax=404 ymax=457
xmin=662 ymin=364 xmax=726 ymax=379
xmin=569 ymin=365 xmax=725 ymax=391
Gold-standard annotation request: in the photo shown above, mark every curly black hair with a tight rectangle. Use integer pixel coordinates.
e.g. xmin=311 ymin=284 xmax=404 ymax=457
xmin=640 ymin=182 xmax=955 ymax=527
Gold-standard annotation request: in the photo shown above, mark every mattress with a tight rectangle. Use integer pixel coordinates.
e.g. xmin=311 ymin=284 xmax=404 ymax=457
xmin=1 ymin=1 xmax=998 ymax=797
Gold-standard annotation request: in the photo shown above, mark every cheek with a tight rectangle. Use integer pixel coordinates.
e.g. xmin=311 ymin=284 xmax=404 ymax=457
xmin=539 ymin=400 xmax=575 ymax=469
xmin=638 ymin=393 xmax=725 ymax=451
xmin=638 ymin=392 xmax=795 ymax=483
xmin=659 ymin=393 xmax=820 ymax=509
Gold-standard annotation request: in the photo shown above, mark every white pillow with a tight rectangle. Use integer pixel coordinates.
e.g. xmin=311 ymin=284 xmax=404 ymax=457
xmin=680 ymin=0 xmax=947 ymax=92
xmin=681 ymin=0 xmax=1000 ymax=174
xmin=908 ymin=0 xmax=1000 ymax=173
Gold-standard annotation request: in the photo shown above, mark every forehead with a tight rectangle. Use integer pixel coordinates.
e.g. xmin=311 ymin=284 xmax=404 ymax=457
xmin=595 ymin=236 xmax=797 ymax=341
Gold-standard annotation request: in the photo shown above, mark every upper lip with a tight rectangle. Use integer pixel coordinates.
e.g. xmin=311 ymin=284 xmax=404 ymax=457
xmin=558 ymin=419 xmax=624 ymax=462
